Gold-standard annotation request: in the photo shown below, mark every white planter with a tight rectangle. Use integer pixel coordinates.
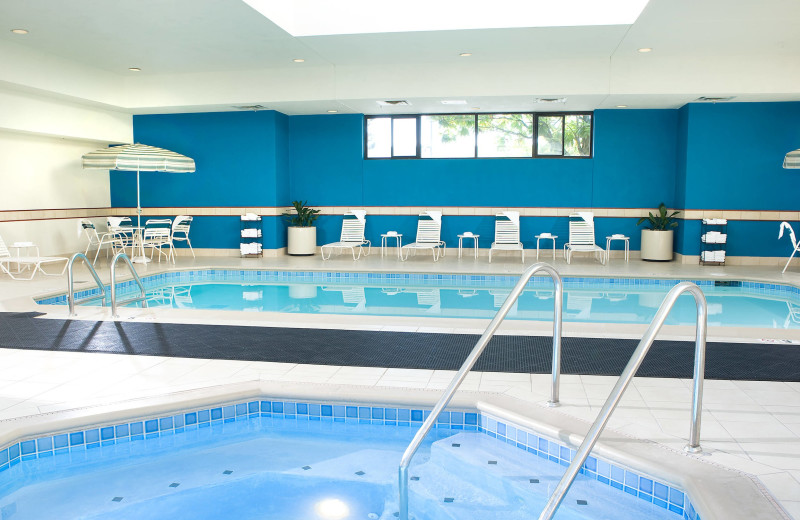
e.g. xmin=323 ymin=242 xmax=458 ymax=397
xmin=640 ymin=229 xmax=674 ymax=261
xmin=287 ymin=226 xmax=317 ymax=255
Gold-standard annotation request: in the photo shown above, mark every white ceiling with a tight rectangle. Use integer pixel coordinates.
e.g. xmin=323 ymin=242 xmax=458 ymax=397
xmin=0 ymin=0 xmax=798 ymax=115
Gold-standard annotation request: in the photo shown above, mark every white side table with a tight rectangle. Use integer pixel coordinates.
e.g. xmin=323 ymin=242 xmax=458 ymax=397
xmin=606 ymin=235 xmax=629 ymax=262
xmin=381 ymin=233 xmax=402 ymax=258
xmin=458 ymin=233 xmax=479 ymax=259
xmin=10 ymin=242 xmax=39 ymax=273
xmin=535 ymin=234 xmax=558 ymax=260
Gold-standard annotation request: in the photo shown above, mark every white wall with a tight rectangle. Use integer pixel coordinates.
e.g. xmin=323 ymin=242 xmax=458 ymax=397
xmin=0 ymin=129 xmax=112 ymax=256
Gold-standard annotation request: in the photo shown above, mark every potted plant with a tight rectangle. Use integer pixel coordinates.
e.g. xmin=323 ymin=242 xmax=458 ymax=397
xmin=637 ymin=203 xmax=680 ymax=261
xmin=283 ymin=200 xmax=320 ymax=255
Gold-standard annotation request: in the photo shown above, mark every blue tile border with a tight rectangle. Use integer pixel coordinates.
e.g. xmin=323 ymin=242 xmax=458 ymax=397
xmin=0 ymin=398 xmax=695 ymax=519
xmin=34 ymin=268 xmax=800 ymax=308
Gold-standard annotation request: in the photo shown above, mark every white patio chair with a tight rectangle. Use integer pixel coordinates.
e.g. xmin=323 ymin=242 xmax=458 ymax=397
xmin=142 ymin=219 xmax=174 ymax=263
xmin=0 ymin=234 xmax=68 ymax=280
xmin=564 ymin=213 xmax=605 ymax=264
xmin=321 ymin=211 xmax=371 ymax=260
xmin=81 ymin=219 xmax=124 ymax=264
xmin=779 ymin=221 xmax=800 ymax=273
xmin=401 ymin=211 xmax=445 ymax=261
xmin=171 ymin=215 xmax=195 ymax=258
xmin=489 ymin=211 xmax=524 ymax=263
xmin=108 ymin=216 xmax=136 ymax=256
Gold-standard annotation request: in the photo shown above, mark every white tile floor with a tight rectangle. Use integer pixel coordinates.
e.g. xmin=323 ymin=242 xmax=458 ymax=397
xmin=1 ymin=250 xmax=799 ymax=518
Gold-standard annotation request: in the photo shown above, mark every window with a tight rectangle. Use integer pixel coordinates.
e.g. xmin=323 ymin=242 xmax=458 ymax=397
xmin=421 ymin=115 xmax=475 ymax=158
xmin=365 ymin=112 xmax=591 ymax=159
xmin=478 ymin=114 xmax=533 ymax=158
xmin=535 ymin=113 xmax=592 ymax=157
xmin=366 ymin=116 xmax=417 ymax=158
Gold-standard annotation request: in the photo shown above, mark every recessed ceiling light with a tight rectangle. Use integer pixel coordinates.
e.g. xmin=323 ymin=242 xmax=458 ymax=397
xmin=128 ymin=67 xmax=141 ymax=72
xmin=616 ymin=105 xmax=628 ymax=108
xmin=638 ymin=47 xmax=652 ymax=53
xmin=293 ymin=58 xmax=305 ymax=63
xmin=472 ymin=107 xmax=480 ymax=111
xmin=441 ymin=100 xmax=467 ymax=105
xmin=459 ymin=52 xmax=472 ymax=57
xmin=10 ymin=29 xmax=28 ymax=35
xmin=327 ymin=109 xmax=338 ymax=113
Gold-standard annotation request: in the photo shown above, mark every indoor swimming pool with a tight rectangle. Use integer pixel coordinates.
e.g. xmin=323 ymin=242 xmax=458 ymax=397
xmin=0 ymin=398 xmax=695 ymax=520
xmin=40 ymin=269 xmax=800 ymax=329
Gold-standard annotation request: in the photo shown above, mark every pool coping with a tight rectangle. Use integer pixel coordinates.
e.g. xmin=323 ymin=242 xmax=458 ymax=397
xmin=0 ymin=380 xmax=789 ymax=520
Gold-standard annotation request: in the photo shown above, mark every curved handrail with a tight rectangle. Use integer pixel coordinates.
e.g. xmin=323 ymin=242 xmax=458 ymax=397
xmin=110 ymin=252 xmax=148 ymax=318
xmin=66 ymin=253 xmax=108 ymax=316
xmin=398 ymin=263 xmax=563 ymax=520
xmin=538 ymin=281 xmax=707 ymax=520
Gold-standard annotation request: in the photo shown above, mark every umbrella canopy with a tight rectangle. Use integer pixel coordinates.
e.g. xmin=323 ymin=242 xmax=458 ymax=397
xmin=82 ymin=143 xmax=195 ymax=173
xmin=784 ymin=149 xmax=800 ymax=169
xmin=82 ymin=143 xmax=196 ymax=235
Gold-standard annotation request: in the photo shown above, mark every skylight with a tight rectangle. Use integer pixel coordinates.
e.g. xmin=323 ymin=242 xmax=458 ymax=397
xmin=242 ymin=0 xmax=650 ymax=36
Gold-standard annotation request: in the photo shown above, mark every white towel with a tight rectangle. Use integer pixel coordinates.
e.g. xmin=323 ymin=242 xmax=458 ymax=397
xmin=575 ymin=212 xmax=594 ymax=224
xmin=350 ymin=210 xmax=366 ymax=222
xmin=502 ymin=211 xmax=520 ymax=226
xmin=107 ymin=217 xmax=125 ymax=228
xmin=611 ymin=234 xmax=625 ymax=239
xmin=538 ymin=233 xmax=553 ymax=238
xmin=425 ymin=210 xmax=442 ymax=224
xmin=241 ymin=213 xmax=259 ymax=221
xmin=386 ymin=231 xmax=398 ymax=236
xmin=241 ymin=228 xmax=260 ymax=238
xmin=462 ymin=231 xmax=474 ymax=237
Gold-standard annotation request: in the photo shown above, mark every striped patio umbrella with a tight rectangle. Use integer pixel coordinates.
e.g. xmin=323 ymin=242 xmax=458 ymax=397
xmin=784 ymin=149 xmax=800 ymax=169
xmin=82 ymin=143 xmax=196 ymax=230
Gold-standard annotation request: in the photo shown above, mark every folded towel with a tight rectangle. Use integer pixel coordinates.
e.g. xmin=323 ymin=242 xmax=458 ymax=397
xmin=350 ymin=210 xmax=366 ymax=222
xmin=386 ymin=231 xmax=398 ymax=236
xmin=424 ymin=210 xmax=442 ymax=224
xmin=611 ymin=234 xmax=625 ymax=239
xmin=241 ymin=213 xmax=260 ymax=221
xmin=538 ymin=232 xmax=553 ymax=238
xmin=502 ymin=211 xmax=519 ymax=226
xmin=462 ymin=231 xmax=473 ymax=237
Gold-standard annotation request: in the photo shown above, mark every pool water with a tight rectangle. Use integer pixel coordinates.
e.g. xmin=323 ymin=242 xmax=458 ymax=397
xmin=139 ymin=280 xmax=798 ymax=329
xmin=0 ymin=413 xmax=682 ymax=520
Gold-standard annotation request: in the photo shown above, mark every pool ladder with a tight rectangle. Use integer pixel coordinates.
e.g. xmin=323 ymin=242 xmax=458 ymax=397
xmin=397 ymin=265 xmax=708 ymax=520
xmin=66 ymin=252 xmax=147 ymax=317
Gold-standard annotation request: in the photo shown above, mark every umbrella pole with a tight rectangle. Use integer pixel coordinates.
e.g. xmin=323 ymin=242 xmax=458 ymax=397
xmin=132 ymin=163 xmax=151 ymax=264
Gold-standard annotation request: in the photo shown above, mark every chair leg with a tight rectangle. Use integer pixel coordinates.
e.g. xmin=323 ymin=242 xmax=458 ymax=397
xmin=783 ymin=248 xmax=798 ymax=273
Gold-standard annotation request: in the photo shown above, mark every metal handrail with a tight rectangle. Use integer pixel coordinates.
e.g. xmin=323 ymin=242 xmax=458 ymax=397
xmin=538 ymin=281 xmax=707 ymax=520
xmin=398 ymin=263 xmax=563 ymax=520
xmin=110 ymin=252 xmax=148 ymax=318
xmin=67 ymin=253 xmax=108 ymax=316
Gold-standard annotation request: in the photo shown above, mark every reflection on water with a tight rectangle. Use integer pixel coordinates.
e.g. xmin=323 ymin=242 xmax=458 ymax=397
xmin=133 ymin=282 xmax=800 ymax=329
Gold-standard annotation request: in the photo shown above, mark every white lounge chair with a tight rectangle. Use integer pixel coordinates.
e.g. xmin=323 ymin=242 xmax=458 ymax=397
xmin=107 ymin=216 xmax=135 ymax=256
xmin=321 ymin=211 xmax=371 ymax=260
xmin=171 ymin=215 xmax=195 ymax=258
xmin=142 ymin=219 xmax=174 ymax=263
xmin=401 ymin=211 xmax=445 ymax=261
xmin=779 ymin=221 xmax=800 ymax=273
xmin=0 ymin=234 xmax=68 ymax=280
xmin=489 ymin=211 xmax=524 ymax=263
xmin=564 ymin=213 xmax=605 ymax=264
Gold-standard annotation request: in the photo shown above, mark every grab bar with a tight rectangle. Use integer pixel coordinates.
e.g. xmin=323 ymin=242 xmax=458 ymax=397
xmin=67 ymin=253 xmax=108 ymax=316
xmin=538 ymin=282 xmax=707 ymax=520
xmin=398 ymin=263 xmax=563 ymax=520
xmin=110 ymin=252 xmax=148 ymax=318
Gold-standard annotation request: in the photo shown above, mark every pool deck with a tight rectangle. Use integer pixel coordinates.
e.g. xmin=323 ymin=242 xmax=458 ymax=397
xmin=0 ymin=251 xmax=799 ymax=518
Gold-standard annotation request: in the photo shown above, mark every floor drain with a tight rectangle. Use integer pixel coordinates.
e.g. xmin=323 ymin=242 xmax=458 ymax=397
xmin=223 ymin=470 xmax=233 ymax=475
xmin=302 ymin=466 xmax=311 ymax=470
xmin=111 ymin=497 xmax=123 ymax=502
xmin=577 ymin=499 xmax=588 ymax=505
xmin=355 ymin=470 xmax=365 ymax=476
xmin=488 ymin=460 xmax=497 ymax=465
xmin=530 ymin=478 xmax=539 ymax=483
xmin=169 ymin=483 xmax=180 ymax=488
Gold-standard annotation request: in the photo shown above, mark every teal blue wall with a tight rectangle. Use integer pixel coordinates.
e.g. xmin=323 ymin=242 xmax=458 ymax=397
xmin=110 ymin=102 xmax=800 ymax=257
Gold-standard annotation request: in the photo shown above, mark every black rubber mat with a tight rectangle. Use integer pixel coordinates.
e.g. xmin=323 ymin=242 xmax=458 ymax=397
xmin=0 ymin=313 xmax=798 ymax=381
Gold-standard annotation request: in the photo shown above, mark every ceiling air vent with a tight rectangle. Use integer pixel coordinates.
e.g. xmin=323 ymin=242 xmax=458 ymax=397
xmin=533 ymin=97 xmax=567 ymax=104
xmin=233 ymin=104 xmax=265 ymax=111
xmin=377 ymin=100 xmax=410 ymax=106
xmin=695 ymin=96 xmax=735 ymax=103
